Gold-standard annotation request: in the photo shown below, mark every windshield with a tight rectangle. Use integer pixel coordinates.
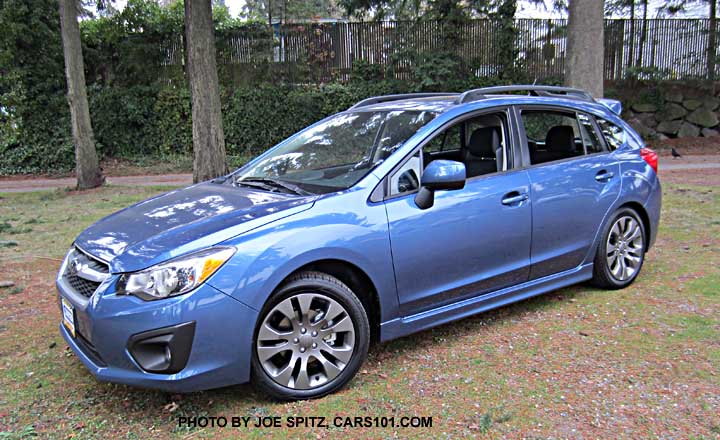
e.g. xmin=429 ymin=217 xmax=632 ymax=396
xmin=232 ymin=110 xmax=437 ymax=194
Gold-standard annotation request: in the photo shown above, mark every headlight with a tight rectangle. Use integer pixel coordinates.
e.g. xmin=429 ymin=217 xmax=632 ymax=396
xmin=117 ymin=247 xmax=235 ymax=301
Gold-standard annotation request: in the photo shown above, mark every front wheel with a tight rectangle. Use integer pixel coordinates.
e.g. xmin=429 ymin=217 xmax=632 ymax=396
xmin=592 ymin=207 xmax=647 ymax=289
xmin=251 ymin=271 xmax=370 ymax=400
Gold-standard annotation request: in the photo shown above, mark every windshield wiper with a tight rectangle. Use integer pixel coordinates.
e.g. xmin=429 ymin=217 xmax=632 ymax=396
xmin=234 ymin=177 xmax=313 ymax=196
xmin=233 ymin=179 xmax=276 ymax=192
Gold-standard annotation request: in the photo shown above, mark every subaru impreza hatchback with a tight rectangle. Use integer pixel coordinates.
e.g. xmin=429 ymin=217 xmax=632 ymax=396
xmin=57 ymin=85 xmax=661 ymax=400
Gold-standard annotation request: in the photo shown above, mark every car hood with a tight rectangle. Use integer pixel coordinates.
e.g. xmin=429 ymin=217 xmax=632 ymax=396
xmin=74 ymin=182 xmax=315 ymax=273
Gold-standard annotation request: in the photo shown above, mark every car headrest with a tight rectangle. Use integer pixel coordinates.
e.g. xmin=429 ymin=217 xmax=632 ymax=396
xmin=545 ymin=125 xmax=575 ymax=153
xmin=467 ymin=127 xmax=500 ymax=158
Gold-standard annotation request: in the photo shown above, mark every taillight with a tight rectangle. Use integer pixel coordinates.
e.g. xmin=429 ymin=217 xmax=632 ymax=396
xmin=640 ymin=148 xmax=658 ymax=173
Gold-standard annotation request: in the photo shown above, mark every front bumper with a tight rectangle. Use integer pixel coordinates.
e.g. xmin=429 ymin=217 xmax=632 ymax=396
xmin=58 ymin=277 xmax=258 ymax=392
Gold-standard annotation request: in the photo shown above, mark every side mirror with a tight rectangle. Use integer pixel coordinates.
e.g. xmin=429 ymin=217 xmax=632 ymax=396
xmin=414 ymin=160 xmax=466 ymax=209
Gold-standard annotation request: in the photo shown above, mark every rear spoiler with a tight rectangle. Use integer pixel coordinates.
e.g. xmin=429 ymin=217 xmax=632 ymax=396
xmin=598 ymin=98 xmax=622 ymax=115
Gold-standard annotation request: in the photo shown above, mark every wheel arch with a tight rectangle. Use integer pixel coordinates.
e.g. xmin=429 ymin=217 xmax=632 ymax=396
xmin=274 ymin=259 xmax=382 ymax=344
xmin=583 ymin=197 xmax=653 ymax=266
xmin=617 ymin=201 xmax=652 ymax=251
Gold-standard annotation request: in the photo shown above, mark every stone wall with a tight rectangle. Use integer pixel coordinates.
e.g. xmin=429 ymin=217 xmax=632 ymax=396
xmin=622 ymin=89 xmax=720 ymax=140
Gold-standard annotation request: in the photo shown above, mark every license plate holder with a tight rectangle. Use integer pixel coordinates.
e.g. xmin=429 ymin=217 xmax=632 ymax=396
xmin=61 ymin=297 xmax=76 ymax=338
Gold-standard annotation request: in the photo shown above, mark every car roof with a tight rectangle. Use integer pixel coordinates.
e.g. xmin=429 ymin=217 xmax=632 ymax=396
xmin=357 ymin=95 xmax=615 ymax=116
xmin=355 ymin=95 xmax=460 ymax=113
xmin=351 ymin=86 xmax=622 ymax=120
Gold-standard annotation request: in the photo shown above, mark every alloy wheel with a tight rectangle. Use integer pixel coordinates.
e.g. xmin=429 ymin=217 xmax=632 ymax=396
xmin=256 ymin=293 xmax=356 ymax=390
xmin=606 ymin=215 xmax=644 ymax=282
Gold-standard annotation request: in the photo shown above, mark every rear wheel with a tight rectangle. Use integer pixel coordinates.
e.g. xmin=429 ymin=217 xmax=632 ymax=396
xmin=592 ymin=207 xmax=646 ymax=289
xmin=251 ymin=271 xmax=369 ymax=400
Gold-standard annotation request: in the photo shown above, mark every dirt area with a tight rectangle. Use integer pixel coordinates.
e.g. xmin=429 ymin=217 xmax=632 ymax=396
xmin=0 ymin=173 xmax=192 ymax=193
xmin=0 ymin=157 xmax=192 ymax=181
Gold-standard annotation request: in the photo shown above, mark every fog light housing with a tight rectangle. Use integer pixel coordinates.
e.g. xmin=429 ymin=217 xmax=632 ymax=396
xmin=127 ymin=322 xmax=195 ymax=374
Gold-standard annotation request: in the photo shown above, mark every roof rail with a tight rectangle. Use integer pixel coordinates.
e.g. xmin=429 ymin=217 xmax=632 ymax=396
xmin=457 ymin=85 xmax=595 ymax=105
xmin=349 ymin=93 xmax=458 ymax=110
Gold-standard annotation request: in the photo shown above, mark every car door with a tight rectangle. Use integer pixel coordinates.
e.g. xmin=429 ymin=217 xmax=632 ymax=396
xmin=518 ymin=106 xmax=621 ymax=280
xmin=383 ymin=109 xmax=533 ymax=316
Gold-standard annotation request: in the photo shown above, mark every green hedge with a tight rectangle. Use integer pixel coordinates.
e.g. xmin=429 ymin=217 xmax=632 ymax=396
xmin=1 ymin=74 xmax=559 ymax=175
xmin=220 ymin=83 xmax=410 ymax=159
xmin=0 ymin=94 xmax=74 ymax=175
xmin=0 ymin=81 xmax=428 ymax=174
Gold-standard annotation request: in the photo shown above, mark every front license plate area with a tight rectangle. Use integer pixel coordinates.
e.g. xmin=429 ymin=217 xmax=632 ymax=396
xmin=61 ymin=297 xmax=76 ymax=338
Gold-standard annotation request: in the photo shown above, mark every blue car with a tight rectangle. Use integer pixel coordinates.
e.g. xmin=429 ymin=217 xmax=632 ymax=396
xmin=57 ymin=86 xmax=661 ymax=400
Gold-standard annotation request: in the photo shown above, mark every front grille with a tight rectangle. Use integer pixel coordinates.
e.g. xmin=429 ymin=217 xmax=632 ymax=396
xmin=66 ymin=274 xmax=101 ymax=298
xmin=63 ymin=247 xmax=110 ymax=299
xmin=79 ymin=255 xmax=108 ymax=273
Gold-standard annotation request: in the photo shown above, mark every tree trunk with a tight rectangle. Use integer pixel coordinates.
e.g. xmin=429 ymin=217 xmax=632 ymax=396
xmin=185 ymin=0 xmax=227 ymax=183
xmin=628 ymin=1 xmax=635 ymax=72
xmin=637 ymin=0 xmax=648 ymax=67
xmin=709 ymin=0 xmax=717 ymax=80
xmin=58 ymin=0 xmax=103 ymax=189
xmin=566 ymin=0 xmax=605 ymax=98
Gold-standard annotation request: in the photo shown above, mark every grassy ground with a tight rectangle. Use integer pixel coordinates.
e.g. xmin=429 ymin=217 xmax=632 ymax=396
xmin=0 ymin=180 xmax=718 ymax=439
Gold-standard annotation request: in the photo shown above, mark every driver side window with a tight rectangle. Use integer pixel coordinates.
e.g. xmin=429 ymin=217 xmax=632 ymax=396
xmin=388 ymin=111 xmax=510 ymax=196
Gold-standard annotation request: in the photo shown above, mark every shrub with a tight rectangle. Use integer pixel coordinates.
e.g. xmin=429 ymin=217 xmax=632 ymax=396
xmin=3 ymin=77 xmax=576 ymax=174
xmin=152 ymin=86 xmax=193 ymax=156
xmin=89 ymin=85 xmax=160 ymax=157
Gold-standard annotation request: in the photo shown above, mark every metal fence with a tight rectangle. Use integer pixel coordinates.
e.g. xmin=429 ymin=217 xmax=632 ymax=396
xmin=151 ymin=18 xmax=719 ymax=84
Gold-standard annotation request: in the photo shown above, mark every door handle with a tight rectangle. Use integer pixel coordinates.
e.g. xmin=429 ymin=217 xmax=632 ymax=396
xmin=501 ymin=191 xmax=529 ymax=206
xmin=595 ymin=170 xmax=615 ymax=182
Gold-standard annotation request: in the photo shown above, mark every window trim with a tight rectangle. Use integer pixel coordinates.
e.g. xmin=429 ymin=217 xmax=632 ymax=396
xmin=381 ymin=106 xmax=516 ymax=201
xmin=516 ymin=104 xmax=613 ymax=169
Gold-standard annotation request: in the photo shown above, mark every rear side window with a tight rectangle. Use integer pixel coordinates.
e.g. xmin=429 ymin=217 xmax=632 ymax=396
xmin=521 ymin=110 xmax=584 ymax=165
xmin=597 ymin=119 xmax=626 ymax=151
xmin=577 ymin=113 xmax=604 ymax=154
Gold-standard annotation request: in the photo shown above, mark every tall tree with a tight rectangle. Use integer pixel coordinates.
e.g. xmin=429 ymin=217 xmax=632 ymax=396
xmin=185 ymin=0 xmax=227 ymax=182
xmin=566 ymin=0 xmax=604 ymax=97
xmin=636 ymin=0 xmax=649 ymax=67
xmin=629 ymin=1 xmax=636 ymax=70
xmin=493 ymin=0 xmax=520 ymax=81
xmin=709 ymin=0 xmax=717 ymax=79
xmin=243 ymin=0 xmax=343 ymax=23
xmin=59 ymin=0 xmax=103 ymax=189
xmin=340 ymin=0 xmax=516 ymax=21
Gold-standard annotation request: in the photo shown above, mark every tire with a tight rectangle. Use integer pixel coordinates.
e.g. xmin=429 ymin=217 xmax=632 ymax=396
xmin=251 ymin=271 xmax=370 ymax=400
xmin=592 ymin=207 xmax=647 ymax=289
